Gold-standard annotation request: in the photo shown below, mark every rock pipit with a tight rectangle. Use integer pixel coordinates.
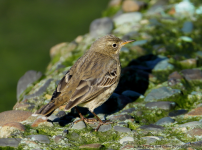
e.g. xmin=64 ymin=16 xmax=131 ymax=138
xmin=36 ymin=34 xmax=134 ymax=131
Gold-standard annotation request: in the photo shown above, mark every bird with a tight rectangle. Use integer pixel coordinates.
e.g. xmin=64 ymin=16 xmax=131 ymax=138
xmin=36 ymin=34 xmax=135 ymax=131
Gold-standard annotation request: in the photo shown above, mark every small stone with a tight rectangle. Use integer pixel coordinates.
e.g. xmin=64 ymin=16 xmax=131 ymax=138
xmin=169 ymin=109 xmax=188 ymax=117
xmin=145 ymin=101 xmax=176 ymax=110
xmin=56 ymin=111 xmax=66 ymax=118
xmin=31 ymin=117 xmax=53 ymax=127
xmin=114 ymin=126 xmax=131 ymax=132
xmin=108 ymin=114 xmax=133 ymax=121
xmin=185 ymin=107 xmax=202 ymax=117
xmin=156 ymin=117 xmax=175 ymax=125
xmin=145 ymin=86 xmax=181 ymax=102
xmin=90 ymin=17 xmax=113 ymax=37
xmin=168 ymin=71 xmax=183 ymax=80
xmin=0 ymin=138 xmax=21 ymax=148
xmin=120 ymin=136 xmax=134 ymax=144
xmin=187 ymin=128 xmax=202 ymax=137
xmin=122 ymin=90 xmax=141 ymax=99
xmin=139 ymin=124 xmax=165 ymax=131
xmin=179 ymin=121 xmax=202 ymax=128
xmin=168 ymin=78 xmax=180 ymax=86
xmin=0 ymin=110 xmax=32 ymax=126
xmin=188 ymin=140 xmax=202 ymax=148
xmin=181 ymin=21 xmax=193 ymax=33
xmin=108 ymin=0 xmax=122 ymax=7
xmin=0 ymin=122 xmax=26 ymax=138
xmin=29 ymin=135 xmax=50 ymax=143
xmin=153 ymin=59 xmax=174 ymax=71
xmin=79 ymin=143 xmax=102 ymax=149
xmin=181 ymin=69 xmax=202 ymax=80
xmin=13 ymin=101 xmax=34 ymax=110
xmin=122 ymin=108 xmax=136 ymax=113
xmin=72 ymin=121 xmax=86 ymax=130
xmin=17 ymin=70 xmax=42 ymax=100
xmin=122 ymin=0 xmax=140 ymax=12
xmin=141 ymin=136 xmax=161 ymax=144
xmin=75 ymin=35 xmax=83 ymax=43
xmin=179 ymin=59 xmax=197 ymax=68
xmin=113 ymin=12 xmax=142 ymax=26
xmin=98 ymin=124 xmax=112 ymax=132
xmin=54 ymin=135 xmax=63 ymax=143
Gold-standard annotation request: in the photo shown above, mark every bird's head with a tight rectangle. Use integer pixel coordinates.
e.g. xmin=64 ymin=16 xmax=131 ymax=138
xmin=90 ymin=34 xmax=135 ymax=57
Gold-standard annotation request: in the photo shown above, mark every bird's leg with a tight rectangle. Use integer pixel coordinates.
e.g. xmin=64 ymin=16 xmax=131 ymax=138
xmin=74 ymin=107 xmax=98 ymax=124
xmin=90 ymin=111 xmax=113 ymax=131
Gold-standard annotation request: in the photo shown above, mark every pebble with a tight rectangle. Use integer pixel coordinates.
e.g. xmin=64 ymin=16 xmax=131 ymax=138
xmin=187 ymin=128 xmax=202 ymax=137
xmin=120 ymin=136 xmax=134 ymax=144
xmin=107 ymin=114 xmax=133 ymax=121
xmin=122 ymin=0 xmax=141 ymax=12
xmin=54 ymin=135 xmax=63 ymax=143
xmin=145 ymin=86 xmax=181 ymax=102
xmin=168 ymin=71 xmax=183 ymax=80
xmin=141 ymin=136 xmax=161 ymax=144
xmin=90 ymin=17 xmax=113 ymax=37
xmin=122 ymin=90 xmax=141 ymax=99
xmin=108 ymin=0 xmax=122 ymax=7
xmin=31 ymin=117 xmax=53 ymax=127
xmin=153 ymin=59 xmax=174 ymax=71
xmin=98 ymin=124 xmax=112 ymax=132
xmin=56 ymin=111 xmax=66 ymax=118
xmin=72 ymin=121 xmax=86 ymax=130
xmin=181 ymin=21 xmax=193 ymax=33
xmin=113 ymin=12 xmax=142 ymax=26
xmin=122 ymin=108 xmax=136 ymax=113
xmin=181 ymin=69 xmax=202 ymax=80
xmin=169 ymin=109 xmax=188 ymax=117
xmin=179 ymin=58 xmax=197 ymax=68
xmin=0 ymin=110 xmax=32 ymax=126
xmin=145 ymin=101 xmax=176 ymax=110
xmin=179 ymin=121 xmax=202 ymax=128
xmin=17 ymin=70 xmax=42 ymax=100
xmin=156 ymin=117 xmax=175 ymax=125
xmin=0 ymin=138 xmax=21 ymax=148
xmin=139 ymin=124 xmax=165 ymax=131
xmin=114 ymin=126 xmax=131 ymax=133
xmin=79 ymin=143 xmax=102 ymax=149
xmin=185 ymin=107 xmax=202 ymax=117
xmin=0 ymin=122 xmax=25 ymax=138
xmin=28 ymin=135 xmax=50 ymax=143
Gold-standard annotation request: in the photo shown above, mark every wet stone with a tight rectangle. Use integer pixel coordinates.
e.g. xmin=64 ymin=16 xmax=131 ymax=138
xmin=145 ymin=86 xmax=181 ymax=102
xmin=179 ymin=121 xmax=202 ymax=128
xmin=90 ymin=17 xmax=113 ymax=37
xmin=139 ymin=124 xmax=165 ymax=131
xmin=114 ymin=126 xmax=131 ymax=133
xmin=98 ymin=124 xmax=112 ymax=132
xmin=108 ymin=114 xmax=133 ymax=121
xmin=72 ymin=121 xmax=86 ymax=130
xmin=141 ymin=136 xmax=161 ymax=144
xmin=181 ymin=69 xmax=202 ymax=80
xmin=122 ymin=90 xmax=141 ymax=99
xmin=120 ymin=136 xmax=134 ymax=144
xmin=122 ymin=108 xmax=136 ymax=113
xmin=17 ymin=70 xmax=42 ymax=100
xmin=156 ymin=117 xmax=175 ymax=125
xmin=145 ymin=101 xmax=176 ymax=110
xmin=0 ymin=138 xmax=21 ymax=148
xmin=187 ymin=128 xmax=202 ymax=137
xmin=169 ymin=109 xmax=188 ymax=117
xmin=28 ymin=134 xmax=50 ymax=143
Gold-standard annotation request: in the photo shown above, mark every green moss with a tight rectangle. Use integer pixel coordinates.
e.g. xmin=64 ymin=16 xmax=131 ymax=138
xmin=102 ymin=6 xmax=121 ymax=17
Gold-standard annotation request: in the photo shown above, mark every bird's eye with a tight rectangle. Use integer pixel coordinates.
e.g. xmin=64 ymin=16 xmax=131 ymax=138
xmin=112 ymin=43 xmax=117 ymax=48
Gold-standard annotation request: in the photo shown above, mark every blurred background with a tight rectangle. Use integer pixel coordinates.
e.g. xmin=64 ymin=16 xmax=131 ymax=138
xmin=0 ymin=0 xmax=109 ymax=112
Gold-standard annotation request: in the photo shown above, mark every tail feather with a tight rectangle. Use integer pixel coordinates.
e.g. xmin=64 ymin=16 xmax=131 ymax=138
xmin=36 ymin=102 xmax=57 ymax=116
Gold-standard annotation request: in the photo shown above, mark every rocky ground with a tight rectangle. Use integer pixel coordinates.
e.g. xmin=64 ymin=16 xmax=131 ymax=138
xmin=1 ymin=0 xmax=202 ymax=149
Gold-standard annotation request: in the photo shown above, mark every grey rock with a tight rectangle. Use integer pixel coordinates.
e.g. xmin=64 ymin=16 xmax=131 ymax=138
xmin=113 ymin=12 xmax=142 ymax=26
xmin=17 ymin=70 xmax=42 ymax=100
xmin=179 ymin=121 xmax=202 ymax=128
xmin=153 ymin=59 xmax=174 ymax=71
xmin=156 ymin=117 xmax=175 ymax=125
xmin=141 ymin=136 xmax=162 ymax=144
xmin=29 ymin=134 xmax=50 ymax=143
xmin=114 ymin=126 xmax=131 ymax=132
xmin=54 ymin=135 xmax=63 ymax=143
xmin=122 ymin=108 xmax=136 ymax=113
xmin=56 ymin=111 xmax=66 ymax=118
xmin=72 ymin=121 xmax=86 ymax=130
xmin=122 ymin=90 xmax=141 ymax=99
xmin=181 ymin=69 xmax=202 ymax=80
xmin=47 ymin=115 xmax=59 ymax=121
xmin=196 ymin=51 xmax=202 ymax=58
xmin=108 ymin=114 xmax=132 ymax=121
xmin=117 ymin=122 xmax=128 ymax=127
xmin=169 ymin=109 xmax=188 ymax=117
xmin=120 ymin=136 xmax=134 ymax=144
xmin=145 ymin=86 xmax=181 ymax=102
xmin=182 ymin=21 xmax=193 ymax=33
xmin=90 ymin=17 xmax=113 ymax=37
xmin=23 ymin=78 xmax=52 ymax=100
xmin=139 ymin=124 xmax=165 ymax=131
xmin=146 ymin=0 xmax=169 ymax=15
xmin=0 ymin=138 xmax=21 ymax=148
xmin=98 ymin=124 xmax=112 ymax=132
xmin=145 ymin=101 xmax=176 ymax=110
xmin=168 ymin=78 xmax=180 ymax=86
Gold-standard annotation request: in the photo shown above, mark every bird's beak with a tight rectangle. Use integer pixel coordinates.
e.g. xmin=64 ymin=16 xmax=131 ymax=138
xmin=121 ymin=39 xmax=136 ymax=46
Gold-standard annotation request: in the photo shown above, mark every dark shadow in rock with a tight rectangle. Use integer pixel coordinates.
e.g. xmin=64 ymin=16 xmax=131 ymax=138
xmin=169 ymin=109 xmax=188 ymax=117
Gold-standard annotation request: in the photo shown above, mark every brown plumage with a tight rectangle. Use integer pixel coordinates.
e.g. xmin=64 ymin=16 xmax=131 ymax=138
xmin=36 ymin=34 xmax=134 ymax=131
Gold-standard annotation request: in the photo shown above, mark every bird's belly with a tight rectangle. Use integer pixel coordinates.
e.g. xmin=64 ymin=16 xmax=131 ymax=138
xmin=78 ymin=82 xmax=118 ymax=112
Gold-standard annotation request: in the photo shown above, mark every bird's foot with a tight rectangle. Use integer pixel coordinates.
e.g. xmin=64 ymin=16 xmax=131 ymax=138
xmin=95 ymin=120 xmax=113 ymax=132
